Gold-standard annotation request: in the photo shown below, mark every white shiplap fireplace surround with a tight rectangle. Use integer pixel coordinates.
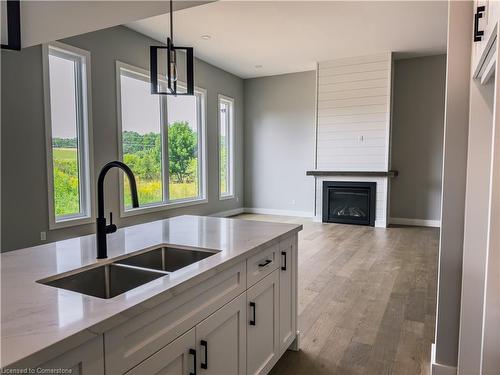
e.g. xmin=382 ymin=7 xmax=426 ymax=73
xmin=310 ymin=52 xmax=394 ymax=227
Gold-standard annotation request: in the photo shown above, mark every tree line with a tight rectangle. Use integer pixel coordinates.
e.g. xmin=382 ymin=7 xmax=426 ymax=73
xmin=52 ymin=137 xmax=77 ymax=148
xmin=123 ymin=122 xmax=198 ymax=183
xmin=53 ymin=121 xmax=202 ymax=185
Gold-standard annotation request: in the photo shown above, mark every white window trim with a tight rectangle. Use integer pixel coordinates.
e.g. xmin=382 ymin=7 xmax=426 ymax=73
xmin=115 ymin=61 xmax=207 ymax=218
xmin=42 ymin=41 xmax=95 ymax=230
xmin=218 ymin=94 xmax=235 ymax=200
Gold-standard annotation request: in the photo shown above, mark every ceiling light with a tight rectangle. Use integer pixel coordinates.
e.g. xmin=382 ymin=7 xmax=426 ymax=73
xmin=150 ymin=0 xmax=194 ymax=96
xmin=201 ymin=35 xmax=211 ymax=40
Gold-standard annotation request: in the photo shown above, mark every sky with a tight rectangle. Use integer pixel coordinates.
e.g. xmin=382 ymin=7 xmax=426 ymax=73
xmin=49 ymin=56 xmax=198 ymax=139
xmin=121 ymin=74 xmax=198 ymax=134
xmin=49 ymin=55 xmax=78 ymax=139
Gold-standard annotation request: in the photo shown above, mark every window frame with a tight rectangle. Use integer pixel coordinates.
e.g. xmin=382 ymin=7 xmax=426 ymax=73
xmin=115 ymin=61 xmax=207 ymax=218
xmin=42 ymin=41 xmax=95 ymax=229
xmin=218 ymin=94 xmax=235 ymax=200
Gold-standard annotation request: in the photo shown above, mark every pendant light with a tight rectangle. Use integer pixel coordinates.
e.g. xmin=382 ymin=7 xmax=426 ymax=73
xmin=150 ymin=0 xmax=194 ymax=96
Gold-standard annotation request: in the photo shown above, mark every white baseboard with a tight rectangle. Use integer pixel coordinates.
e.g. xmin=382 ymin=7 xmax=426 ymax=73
xmin=209 ymin=207 xmax=245 ymax=218
xmin=430 ymin=343 xmax=457 ymax=375
xmin=244 ymin=207 xmax=313 ymax=218
xmin=431 ymin=362 xmax=457 ymax=375
xmin=213 ymin=210 xmax=437 ymax=230
xmin=390 ymin=217 xmax=441 ymax=228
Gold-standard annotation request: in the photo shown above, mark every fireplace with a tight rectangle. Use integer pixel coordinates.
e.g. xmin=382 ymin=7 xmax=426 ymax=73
xmin=322 ymin=181 xmax=376 ymax=226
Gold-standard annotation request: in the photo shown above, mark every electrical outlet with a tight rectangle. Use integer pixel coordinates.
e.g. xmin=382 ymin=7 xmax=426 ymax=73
xmin=291 ymin=199 xmax=296 ymax=205
xmin=358 ymin=135 xmax=364 ymax=142
xmin=40 ymin=231 xmax=47 ymax=241
xmin=236 ymin=195 xmax=240 ymax=202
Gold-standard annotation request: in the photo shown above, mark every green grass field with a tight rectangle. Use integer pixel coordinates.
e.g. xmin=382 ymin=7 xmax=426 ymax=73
xmin=53 ymin=147 xmax=78 ymax=161
xmin=52 ymin=148 xmax=80 ymax=216
xmin=53 ymin=148 xmax=198 ymax=214
xmin=124 ymin=178 xmax=198 ymax=207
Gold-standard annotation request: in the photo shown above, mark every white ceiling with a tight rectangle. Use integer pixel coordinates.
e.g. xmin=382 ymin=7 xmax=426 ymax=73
xmin=128 ymin=1 xmax=448 ymax=79
xmin=20 ymin=1 xmax=211 ymax=48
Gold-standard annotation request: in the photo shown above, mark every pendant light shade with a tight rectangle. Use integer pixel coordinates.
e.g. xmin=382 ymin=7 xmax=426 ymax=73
xmin=150 ymin=0 xmax=194 ymax=96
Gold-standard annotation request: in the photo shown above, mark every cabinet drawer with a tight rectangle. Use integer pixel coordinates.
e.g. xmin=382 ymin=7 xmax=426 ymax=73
xmin=105 ymin=261 xmax=246 ymax=375
xmin=247 ymin=243 xmax=279 ymax=287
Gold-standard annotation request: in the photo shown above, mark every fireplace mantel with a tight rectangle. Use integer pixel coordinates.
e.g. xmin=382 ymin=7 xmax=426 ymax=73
xmin=306 ymin=170 xmax=398 ymax=178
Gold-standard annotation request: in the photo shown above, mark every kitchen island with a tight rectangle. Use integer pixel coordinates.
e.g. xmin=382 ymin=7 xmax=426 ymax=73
xmin=1 ymin=215 xmax=302 ymax=374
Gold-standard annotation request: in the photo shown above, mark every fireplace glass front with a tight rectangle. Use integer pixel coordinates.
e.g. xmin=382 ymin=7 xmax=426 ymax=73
xmin=322 ymin=181 xmax=376 ymax=226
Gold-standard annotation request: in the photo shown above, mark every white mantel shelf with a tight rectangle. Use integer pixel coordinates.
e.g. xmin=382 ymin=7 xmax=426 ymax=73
xmin=306 ymin=170 xmax=398 ymax=178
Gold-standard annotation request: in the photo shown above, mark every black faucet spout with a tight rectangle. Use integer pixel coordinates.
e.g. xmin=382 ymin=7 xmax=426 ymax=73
xmin=96 ymin=161 xmax=139 ymax=259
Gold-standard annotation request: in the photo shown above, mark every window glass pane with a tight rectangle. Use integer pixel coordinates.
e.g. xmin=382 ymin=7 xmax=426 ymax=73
xmin=219 ymin=101 xmax=229 ymax=196
xmin=167 ymin=95 xmax=200 ymax=201
xmin=120 ymin=73 xmax=163 ymax=207
xmin=49 ymin=53 xmax=81 ymax=217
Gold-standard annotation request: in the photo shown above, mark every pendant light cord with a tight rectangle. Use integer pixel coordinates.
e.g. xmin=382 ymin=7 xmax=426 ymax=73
xmin=170 ymin=0 xmax=174 ymax=45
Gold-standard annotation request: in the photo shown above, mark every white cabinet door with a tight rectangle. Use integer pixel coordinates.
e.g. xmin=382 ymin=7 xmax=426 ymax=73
xmin=247 ymin=269 xmax=280 ymax=375
xmin=472 ymin=0 xmax=500 ymax=73
xmin=105 ymin=262 xmax=246 ymax=374
xmin=195 ymin=292 xmax=246 ymax=375
xmin=126 ymin=328 xmax=196 ymax=375
xmin=38 ymin=336 xmax=104 ymax=375
xmin=278 ymin=235 xmax=298 ymax=355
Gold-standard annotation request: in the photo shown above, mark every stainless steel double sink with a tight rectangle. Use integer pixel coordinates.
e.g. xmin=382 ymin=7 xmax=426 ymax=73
xmin=38 ymin=246 xmax=218 ymax=299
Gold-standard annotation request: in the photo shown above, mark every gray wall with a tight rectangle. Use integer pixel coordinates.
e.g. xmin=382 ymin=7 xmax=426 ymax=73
xmin=243 ymin=59 xmax=446 ymax=220
xmin=390 ymin=55 xmax=446 ymax=222
xmin=243 ymin=71 xmax=316 ymax=215
xmin=1 ymin=26 xmax=244 ymax=252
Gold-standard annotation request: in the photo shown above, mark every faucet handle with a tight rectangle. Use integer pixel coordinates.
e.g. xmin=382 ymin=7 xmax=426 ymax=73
xmin=106 ymin=212 xmax=117 ymax=234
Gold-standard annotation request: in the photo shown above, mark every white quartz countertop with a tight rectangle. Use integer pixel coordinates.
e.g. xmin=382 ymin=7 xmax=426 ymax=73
xmin=1 ymin=215 xmax=302 ymax=368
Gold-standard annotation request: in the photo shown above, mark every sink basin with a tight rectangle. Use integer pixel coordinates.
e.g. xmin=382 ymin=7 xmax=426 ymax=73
xmin=38 ymin=246 xmax=218 ymax=299
xmin=116 ymin=246 xmax=218 ymax=272
xmin=39 ymin=263 xmax=165 ymax=299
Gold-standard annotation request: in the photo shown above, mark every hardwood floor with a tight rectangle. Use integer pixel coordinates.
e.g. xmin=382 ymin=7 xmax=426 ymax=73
xmin=235 ymin=214 xmax=439 ymax=375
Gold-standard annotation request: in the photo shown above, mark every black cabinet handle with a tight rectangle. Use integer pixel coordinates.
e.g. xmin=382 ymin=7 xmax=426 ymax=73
xmin=189 ymin=349 xmax=196 ymax=375
xmin=200 ymin=340 xmax=208 ymax=369
xmin=258 ymin=259 xmax=272 ymax=267
xmin=249 ymin=302 xmax=256 ymax=326
xmin=281 ymin=251 xmax=287 ymax=271
xmin=474 ymin=6 xmax=485 ymax=42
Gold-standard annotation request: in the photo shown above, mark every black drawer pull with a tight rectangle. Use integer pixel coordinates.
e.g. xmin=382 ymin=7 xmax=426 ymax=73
xmin=200 ymin=340 xmax=208 ymax=369
xmin=281 ymin=251 xmax=287 ymax=271
xmin=249 ymin=302 xmax=256 ymax=325
xmin=258 ymin=259 xmax=272 ymax=267
xmin=189 ymin=348 xmax=196 ymax=375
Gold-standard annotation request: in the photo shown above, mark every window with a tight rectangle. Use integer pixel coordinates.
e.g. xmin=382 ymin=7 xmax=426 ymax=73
xmin=119 ymin=69 xmax=163 ymax=207
xmin=116 ymin=62 xmax=206 ymax=215
xmin=218 ymin=95 xmax=234 ymax=199
xmin=43 ymin=42 xmax=93 ymax=228
xmin=167 ymin=94 xmax=203 ymax=201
